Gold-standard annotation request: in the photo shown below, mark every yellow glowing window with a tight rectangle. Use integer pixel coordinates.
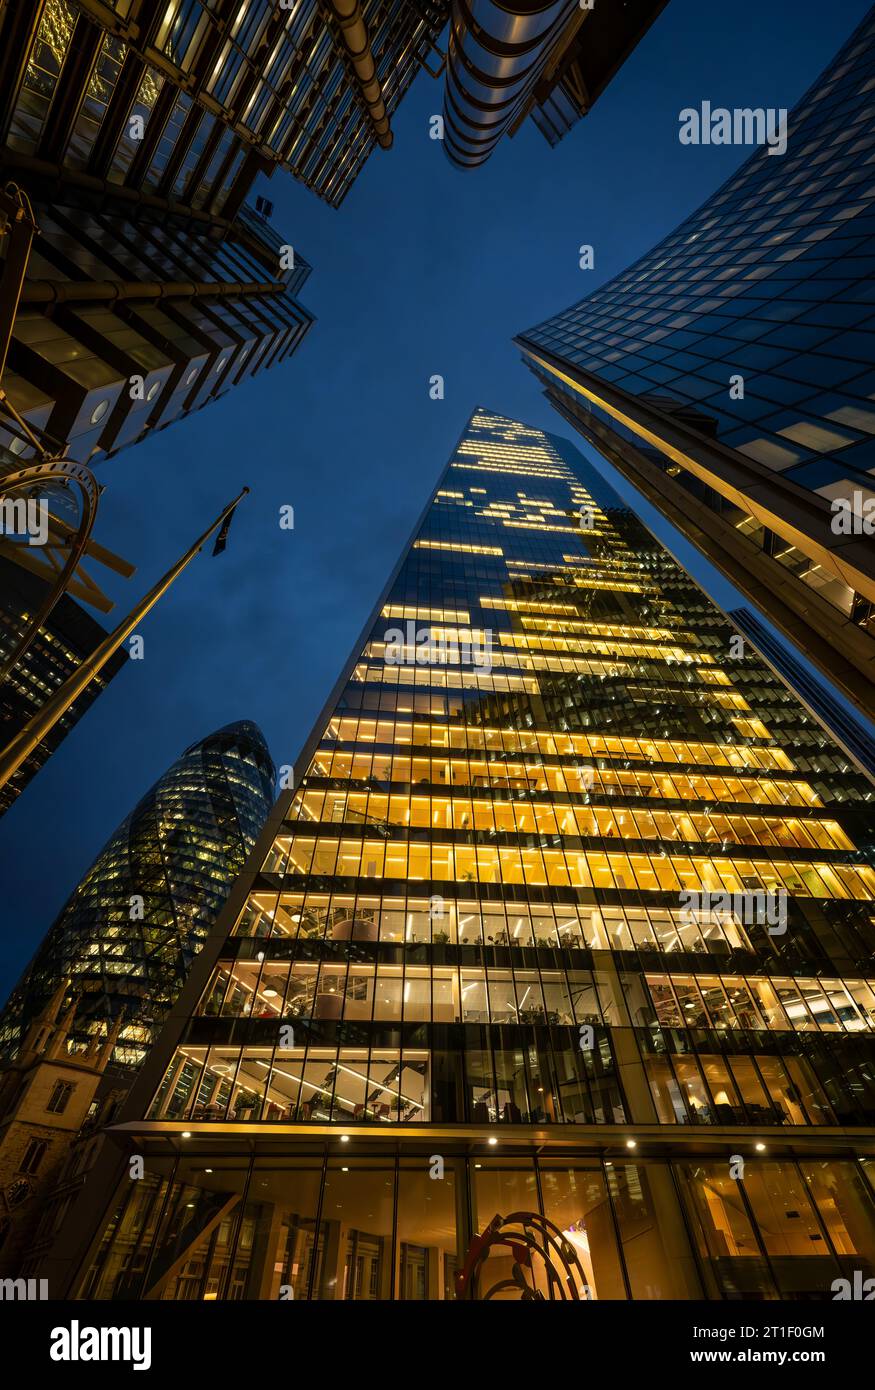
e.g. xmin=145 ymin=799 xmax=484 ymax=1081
xmin=414 ymin=540 xmax=503 ymax=555
xmin=381 ymin=604 xmax=471 ymax=624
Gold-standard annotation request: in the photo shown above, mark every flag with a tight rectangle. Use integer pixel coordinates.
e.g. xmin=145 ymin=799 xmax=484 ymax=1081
xmin=212 ymin=503 xmax=238 ymax=556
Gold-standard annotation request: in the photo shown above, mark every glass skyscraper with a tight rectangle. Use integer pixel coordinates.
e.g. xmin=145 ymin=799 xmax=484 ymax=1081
xmin=517 ymin=4 xmax=875 ymax=722
xmin=55 ymin=410 xmax=875 ymax=1302
xmin=728 ymin=606 xmax=875 ymax=783
xmin=0 ymin=721 xmax=276 ymax=1070
xmin=0 ymin=554 xmax=128 ymax=816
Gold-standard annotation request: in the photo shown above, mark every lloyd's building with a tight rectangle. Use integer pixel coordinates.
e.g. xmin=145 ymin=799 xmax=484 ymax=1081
xmin=51 ymin=411 xmax=875 ymax=1301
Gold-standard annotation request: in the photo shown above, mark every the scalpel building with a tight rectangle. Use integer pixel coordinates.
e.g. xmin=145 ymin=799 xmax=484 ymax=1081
xmin=54 ymin=410 xmax=875 ymax=1302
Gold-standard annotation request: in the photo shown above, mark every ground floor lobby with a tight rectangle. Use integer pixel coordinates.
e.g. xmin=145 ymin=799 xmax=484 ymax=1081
xmin=65 ymin=1126 xmax=875 ymax=1301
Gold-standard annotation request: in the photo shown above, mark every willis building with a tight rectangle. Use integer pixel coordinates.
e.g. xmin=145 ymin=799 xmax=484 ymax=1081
xmin=51 ymin=411 xmax=875 ymax=1301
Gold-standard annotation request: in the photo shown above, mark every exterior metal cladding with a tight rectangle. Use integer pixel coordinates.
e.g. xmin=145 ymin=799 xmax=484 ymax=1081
xmin=328 ymin=0 xmax=394 ymax=149
xmin=443 ymin=0 xmax=578 ymax=167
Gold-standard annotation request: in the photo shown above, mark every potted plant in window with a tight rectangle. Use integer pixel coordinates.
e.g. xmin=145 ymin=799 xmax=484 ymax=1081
xmin=233 ymin=1092 xmax=260 ymax=1119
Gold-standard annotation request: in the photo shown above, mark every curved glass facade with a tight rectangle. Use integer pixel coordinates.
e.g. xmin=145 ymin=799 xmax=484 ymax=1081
xmin=0 ymin=721 xmax=275 ymax=1069
xmin=518 ymin=6 xmax=875 ymax=714
xmin=522 ymin=4 xmax=875 ymax=514
xmin=70 ymin=411 xmax=875 ymax=1300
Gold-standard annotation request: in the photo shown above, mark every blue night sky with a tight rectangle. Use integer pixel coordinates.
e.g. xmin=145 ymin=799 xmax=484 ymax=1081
xmin=0 ymin=0 xmax=869 ymax=999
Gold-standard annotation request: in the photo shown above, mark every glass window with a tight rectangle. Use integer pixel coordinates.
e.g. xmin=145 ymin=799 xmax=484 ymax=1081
xmin=312 ymin=1164 xmax=394 ymax=1300
xmin=158 ymin=0 xmax=210 ymax=72
xmin=607 ymin=1162 xmax=702 ymax=1298
xmin=801 ymin=1159 xmax=875 ymax=1268
xmin=65 ymin=34 xmax=128 ymax=169
xmin=540 ymin=1165 xmax=627 ymax=1299
xmin=741 ymin=1161 xmax=840 ymax=1296
xmin=675 ymin=1160 xmax=776 ymax=1299
xmin=7 ymin=0 xmax=77 ymax=153
xmin=470 ymin=1161 xmax=540 ymax=1295
xmin=245 ymin=1162 xmax=322 ymax=1299
xmin=146 ymin=1158 xmax=250 ymax=1301
xmin=397 ymin=1160 xmax=462 ymax=1300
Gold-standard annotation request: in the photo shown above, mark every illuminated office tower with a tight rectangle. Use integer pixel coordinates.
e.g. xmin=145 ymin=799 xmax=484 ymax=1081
xmin=517 ymin=4 xmax=875 ymax=721
xmin=0 ymin=721 xmax=276 ymax=1070
xmin=0 ymin=554 xmax=127 ymax=816
xmin=55 ymin=410 xmax=875 ymax=1302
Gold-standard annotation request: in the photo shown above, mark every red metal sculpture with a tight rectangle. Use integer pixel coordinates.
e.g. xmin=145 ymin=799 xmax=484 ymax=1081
xmin=455 ymin=1211 xmax=590 ymax=1300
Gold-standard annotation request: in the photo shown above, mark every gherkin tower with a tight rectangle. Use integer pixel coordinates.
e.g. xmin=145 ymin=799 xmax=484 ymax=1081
xmin=0 ymin=722 xmax=275 ymax=1069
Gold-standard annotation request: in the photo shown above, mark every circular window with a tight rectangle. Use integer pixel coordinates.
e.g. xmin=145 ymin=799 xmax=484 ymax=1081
xmin=146 ymin=380 xmax=161 ymax=401
xmin=90 ymin=399 xmax=109 ymax=425
xmin=185 ymin=367 xmax=199 ymax=386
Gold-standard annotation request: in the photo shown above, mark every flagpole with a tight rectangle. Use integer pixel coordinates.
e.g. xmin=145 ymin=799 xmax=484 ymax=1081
xmin=0 ymin=486 xmax=249 ymax=794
